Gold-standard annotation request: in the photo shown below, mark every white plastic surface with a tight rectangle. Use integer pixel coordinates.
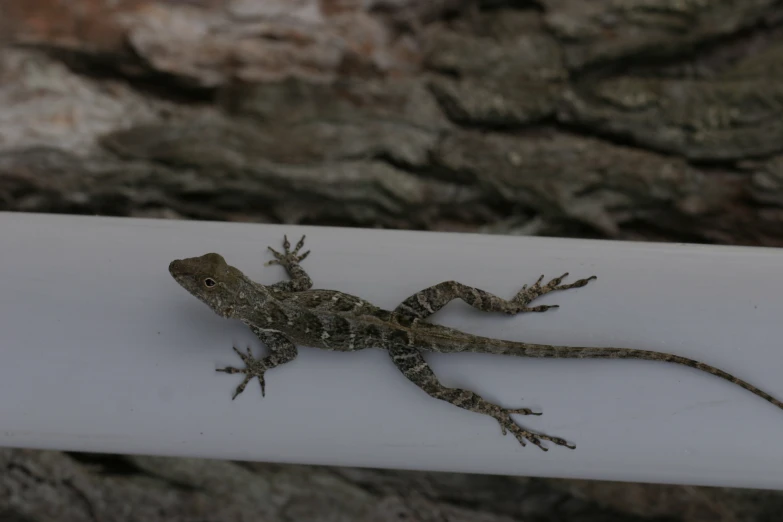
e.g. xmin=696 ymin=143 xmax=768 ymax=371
xmin=1 ymin=212 xmax=783 ymax=488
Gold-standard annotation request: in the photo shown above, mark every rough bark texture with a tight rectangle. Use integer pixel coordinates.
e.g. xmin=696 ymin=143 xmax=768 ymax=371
xmin=2 ymin=0 xmax=783 ymax=520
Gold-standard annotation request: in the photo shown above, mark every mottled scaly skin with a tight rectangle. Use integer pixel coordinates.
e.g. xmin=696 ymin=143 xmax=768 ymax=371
xmin=169 ymin=235 xmax=783 ymax=451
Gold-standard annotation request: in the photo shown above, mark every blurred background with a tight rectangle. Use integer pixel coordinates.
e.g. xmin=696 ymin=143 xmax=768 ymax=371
xmin=1 ymin=0 xmax=783 ymax=520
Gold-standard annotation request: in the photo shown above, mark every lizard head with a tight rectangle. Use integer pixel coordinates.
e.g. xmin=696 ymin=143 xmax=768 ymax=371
xmin=169 ymin=253 xmax=249 ymax=319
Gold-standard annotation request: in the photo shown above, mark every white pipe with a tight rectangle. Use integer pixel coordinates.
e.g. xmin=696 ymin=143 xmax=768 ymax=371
xmin=1 ymin=211 xmax=782 ymax=488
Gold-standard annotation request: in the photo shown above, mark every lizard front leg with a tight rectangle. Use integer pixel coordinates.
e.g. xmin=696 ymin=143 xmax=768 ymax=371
xmin=216 ymin=327 xmax=298 ymax=399
xmin=393 ymin=273 xmax=596 ymax=321
xmin=389 ymin=345 xmax=574 ymax=451
xmin=266 ymin=235 xmax=313 ymax=293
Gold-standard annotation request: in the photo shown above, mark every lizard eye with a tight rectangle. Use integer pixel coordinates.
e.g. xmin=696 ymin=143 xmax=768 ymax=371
xmin=204 ymin=278 xmax=217 ymax=288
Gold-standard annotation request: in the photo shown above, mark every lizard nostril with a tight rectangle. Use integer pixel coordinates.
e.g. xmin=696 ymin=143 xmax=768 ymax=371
xmin=169 ymin=260 xmax=182 ymax=274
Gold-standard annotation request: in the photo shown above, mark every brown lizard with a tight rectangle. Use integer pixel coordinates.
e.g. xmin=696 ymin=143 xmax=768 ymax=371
xmin=169 ymin=235 xmax=783 ymax=450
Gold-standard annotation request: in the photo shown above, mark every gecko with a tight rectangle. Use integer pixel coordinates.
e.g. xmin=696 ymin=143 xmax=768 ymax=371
xmin=168 ymin=234 xmax=783 ymax=451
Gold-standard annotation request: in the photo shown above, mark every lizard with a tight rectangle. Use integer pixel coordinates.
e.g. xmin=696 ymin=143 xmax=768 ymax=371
xmin=168 ymin=234 xmax=783 ymax=451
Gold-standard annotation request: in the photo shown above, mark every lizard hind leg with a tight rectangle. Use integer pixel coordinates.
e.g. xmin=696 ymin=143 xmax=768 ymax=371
xmin=393 ymin=273 xmax=596 ymax=321
xmin=388 ymin=345 xmax=575 ymax=451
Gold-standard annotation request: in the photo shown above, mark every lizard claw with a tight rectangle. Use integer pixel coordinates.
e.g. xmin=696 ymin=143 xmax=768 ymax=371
xmin=216 ymin=346 xmax=268 ymax=399
xmin=496 ymin=414 xmax=575 ymax=451
xmin=504 ymin=402 xmax=542 ymax=416
xmin=266 ymin=234 xmax=310 ymax=266
xmin=512 ymin=272 xmax=597 ymax=311
xmin=257 ymin=372 xmax=266 ymax=397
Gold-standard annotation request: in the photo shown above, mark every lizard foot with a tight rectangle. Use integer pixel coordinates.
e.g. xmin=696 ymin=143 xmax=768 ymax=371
xmin=496 ymin=413 xmax=576 ymax=451
xmin=216 ymin=346 xmax=269 ymax=399
xmin=266 ymin=234 xmax=310 ymax=267
xmin=512 ymin=273 xmax=597 ymax=312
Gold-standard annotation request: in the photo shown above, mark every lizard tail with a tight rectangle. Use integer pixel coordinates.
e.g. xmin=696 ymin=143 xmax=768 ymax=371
xmin=488 ymin=341 xmax=783 ymax=411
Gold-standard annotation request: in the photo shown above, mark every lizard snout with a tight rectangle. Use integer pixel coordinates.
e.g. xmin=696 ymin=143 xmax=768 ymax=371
xmin=168 ymin=259 xmax=183 ymax=274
